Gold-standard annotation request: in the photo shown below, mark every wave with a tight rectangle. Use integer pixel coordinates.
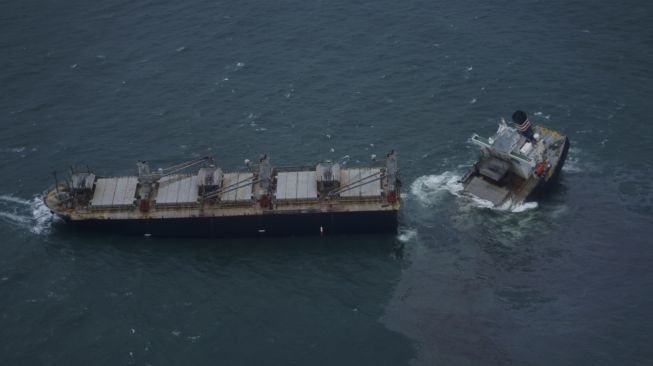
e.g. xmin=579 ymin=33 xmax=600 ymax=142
xmin=0 ymin=194 xmax=30 ymax=205
xmin=397 ymin=228 xmax=417 ymax=243
xmin=0 ymin=147 xmax=26 ymax=153
xmin=465 ymin=195 xmax=539 ymax=213
xmin=0 ymin=211 xmax=31 ymax=225
xmin=0 ymin=194 xmax=55 ymax=235
xmin=493 ymin=199 xmax=538 ymax=213
xmin=509 ymin=201 xmax=539 ymax=212
xmin=562 ymin=147 xmax=583 ymax=173
xmin=410 ymin=171 xmax=464 ymax=205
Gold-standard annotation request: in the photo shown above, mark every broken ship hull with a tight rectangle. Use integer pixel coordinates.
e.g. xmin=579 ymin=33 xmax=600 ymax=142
xmin=528 ymin=136 xmax=570 ymax=198
xmin=462 ymin=125 xmax=570 ymax=207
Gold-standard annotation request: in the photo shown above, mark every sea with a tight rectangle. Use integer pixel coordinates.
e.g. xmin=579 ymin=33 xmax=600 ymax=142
xmin=1 ymin=0 xmax=652 ymax=364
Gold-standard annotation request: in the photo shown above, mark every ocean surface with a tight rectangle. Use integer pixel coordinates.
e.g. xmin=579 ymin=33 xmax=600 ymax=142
xmin=1 ymin=0 xmax=652 ymax=364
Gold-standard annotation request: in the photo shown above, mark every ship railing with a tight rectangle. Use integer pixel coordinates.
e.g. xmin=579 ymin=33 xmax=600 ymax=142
xmin=273 ymin=161 xmax=385 ymax=173
xmin=273 ymin=164 xmax=316 ymax=172
xmin=335 ymin=194 xmax=387 ymax=203
xmin=158 ymin=156 xmax=213 ymax=175
xmin=88 ymin=204 xmax=137 ymax=212
xmin=152 ymin=201 xmax=200 ymax=209
xmin=215 ymin=199 xmax=255 ymax=208
xmin=273 ymin=196 xmax=384 ymax=208
xmin=470 ymin=134 xmax=492 ymax=148
xmin=509 ymin=151 xmax=532 ymax=163
xmin=273 ymin=198 xmax=322 ymax=207
xmin=139 ymin=156 xmax=213 ymax=182
xmin=471 ymin=133 xmax=534 ymax=165
xmin=197 ymin=200 xmax=249 ymax=209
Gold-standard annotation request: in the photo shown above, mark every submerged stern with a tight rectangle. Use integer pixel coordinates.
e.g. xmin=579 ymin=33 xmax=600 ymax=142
xmin=462 ymin=122 xmax=569 ymax=208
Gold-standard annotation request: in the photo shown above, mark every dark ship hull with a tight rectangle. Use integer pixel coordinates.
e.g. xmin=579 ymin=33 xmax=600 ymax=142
xmin=528 ymin=136 xmax=570 ymax=199
xmin=60 ymin=210 xmax=398 ymax=238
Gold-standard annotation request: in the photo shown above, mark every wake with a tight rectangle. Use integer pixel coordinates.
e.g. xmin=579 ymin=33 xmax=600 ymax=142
xmin=0 ymin=194 xmax=55 ymax=235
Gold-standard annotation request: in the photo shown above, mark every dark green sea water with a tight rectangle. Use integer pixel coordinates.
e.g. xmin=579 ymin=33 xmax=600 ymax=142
xmin=1 ymin=0 xmax=652 ymax=364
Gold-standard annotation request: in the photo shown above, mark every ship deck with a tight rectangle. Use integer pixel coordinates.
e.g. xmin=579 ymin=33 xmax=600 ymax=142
xmin=47 ymin=166 xmax=398 ymax=222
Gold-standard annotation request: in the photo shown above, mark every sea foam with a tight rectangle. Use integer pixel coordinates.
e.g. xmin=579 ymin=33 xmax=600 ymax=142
xmin=0 ymin=194 xmax=55 ymax=235
xmin=410 ymin=172 xmax=538 ymax=213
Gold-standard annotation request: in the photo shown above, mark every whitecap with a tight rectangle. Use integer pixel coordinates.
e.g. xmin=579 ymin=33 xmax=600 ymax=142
xmin=510 ymin=201 xmax=538 ymax=212
xmin=411 ymin=174 xmax=540 ymax=213
xmin=533 ymin=111 xmax=551 ymax=120
xmin=562 ymin=147 xmax=582 ymax=173
xmin=0 ymin=194 xmax=55 ymax=235
xmin=30 ymin=196 xmax=55 ymax=235
xmin=397 ymin=228 xmax=417 ymax=243
xmin=0 ymin=211 xmax=31 ymax=225
xmin=463 ymin=193 xmax=539 ymax=213
xmin=465 ymin=195 xmax=496 ymax=209
xmin=0 ymin=194 xmax=30 ymax=205
xmin=0 ymin=147 xmax=26 ymax=153
xmin=410 ymin=172 xmax=464 ymax=206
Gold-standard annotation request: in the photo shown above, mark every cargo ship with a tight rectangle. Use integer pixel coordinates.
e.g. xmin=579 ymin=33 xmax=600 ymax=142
xmin=43 ymin=151 xmax=400 ymax=237
xmin=461 ymin=111 xmax=570 ymax=208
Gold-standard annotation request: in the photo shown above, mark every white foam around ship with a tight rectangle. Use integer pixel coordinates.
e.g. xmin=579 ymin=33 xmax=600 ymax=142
xmin=410 ymin=172 xmax=538 ymax=213
xmin=397 ymin=228 xmax=417 ymax=243
xmin=410 ymin=172 xmax=464 ymax=205
xmin=0 ymin=194 xmax=55 ymax=235
xmin=562 ymin=147 xmax=583 ymax=173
